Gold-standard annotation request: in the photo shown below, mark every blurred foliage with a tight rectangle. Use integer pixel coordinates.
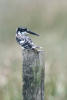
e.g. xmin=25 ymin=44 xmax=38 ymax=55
xmin=0 ymin=0 xmax=67 ymax=100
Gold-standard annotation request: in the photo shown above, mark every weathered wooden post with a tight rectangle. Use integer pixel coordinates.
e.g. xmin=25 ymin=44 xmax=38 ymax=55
xmin=22 ymin=49 xmax=45 ymax=100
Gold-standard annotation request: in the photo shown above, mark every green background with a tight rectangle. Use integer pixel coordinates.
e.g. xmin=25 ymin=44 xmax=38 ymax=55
xmin=0 ymin=0 xmax=67 ymax=100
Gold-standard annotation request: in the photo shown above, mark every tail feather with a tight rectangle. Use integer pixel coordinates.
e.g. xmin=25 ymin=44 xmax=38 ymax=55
xmin=32 ymin=46 xmax=43 ymax=49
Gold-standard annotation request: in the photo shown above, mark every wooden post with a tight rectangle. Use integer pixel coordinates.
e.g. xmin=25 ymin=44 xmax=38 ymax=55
xmin=22 ymin=49 xmax=45 ymax=100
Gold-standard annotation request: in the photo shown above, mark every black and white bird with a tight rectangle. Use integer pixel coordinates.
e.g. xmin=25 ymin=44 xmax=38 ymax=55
xmin=16 ymin=27 xmax=40 ymax=50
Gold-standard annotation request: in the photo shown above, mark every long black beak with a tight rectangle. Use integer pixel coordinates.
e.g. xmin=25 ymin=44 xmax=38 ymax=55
xmin=26 ymin=30 xmax=40 ymax=36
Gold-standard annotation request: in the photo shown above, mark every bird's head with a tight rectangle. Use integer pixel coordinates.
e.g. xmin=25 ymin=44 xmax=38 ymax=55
xmin=16 ymin=27 xmax=27 ymax=36
xmin=16 ymin=27 xmax=39 ymax=37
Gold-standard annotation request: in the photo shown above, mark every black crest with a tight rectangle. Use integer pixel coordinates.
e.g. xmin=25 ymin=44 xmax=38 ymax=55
xmin=16 ymin=27 xmax=27 ymax=34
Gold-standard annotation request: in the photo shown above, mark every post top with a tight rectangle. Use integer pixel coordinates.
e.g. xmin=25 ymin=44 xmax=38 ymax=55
xmin=22 ymin=48 xmax=44 ymax=52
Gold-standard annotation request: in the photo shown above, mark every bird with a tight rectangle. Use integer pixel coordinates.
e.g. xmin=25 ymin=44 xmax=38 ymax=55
xmin=16 ymin=27 xmax=40 ymax=51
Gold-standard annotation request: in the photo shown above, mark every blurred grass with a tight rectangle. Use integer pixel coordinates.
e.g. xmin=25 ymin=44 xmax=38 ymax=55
xmin=0 ymin=0 xmax=67 ymax=100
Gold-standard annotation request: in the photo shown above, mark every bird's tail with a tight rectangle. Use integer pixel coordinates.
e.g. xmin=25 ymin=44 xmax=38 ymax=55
xmin=32 ymin=45 xmax=43 ymax=50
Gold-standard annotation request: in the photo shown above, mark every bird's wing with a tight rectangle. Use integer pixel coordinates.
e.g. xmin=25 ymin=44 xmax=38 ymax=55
xmin=19 ymin=38 xmax=25 ymax=45
xmin=18 ymin=36 xmax=35 ymax=49
xmin=26 ymin=36 xmax=34 ymax=46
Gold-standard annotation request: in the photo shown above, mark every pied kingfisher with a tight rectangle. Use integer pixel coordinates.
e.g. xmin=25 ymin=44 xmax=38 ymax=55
xmin=16 ymin=27 xmax=40 ymax=50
